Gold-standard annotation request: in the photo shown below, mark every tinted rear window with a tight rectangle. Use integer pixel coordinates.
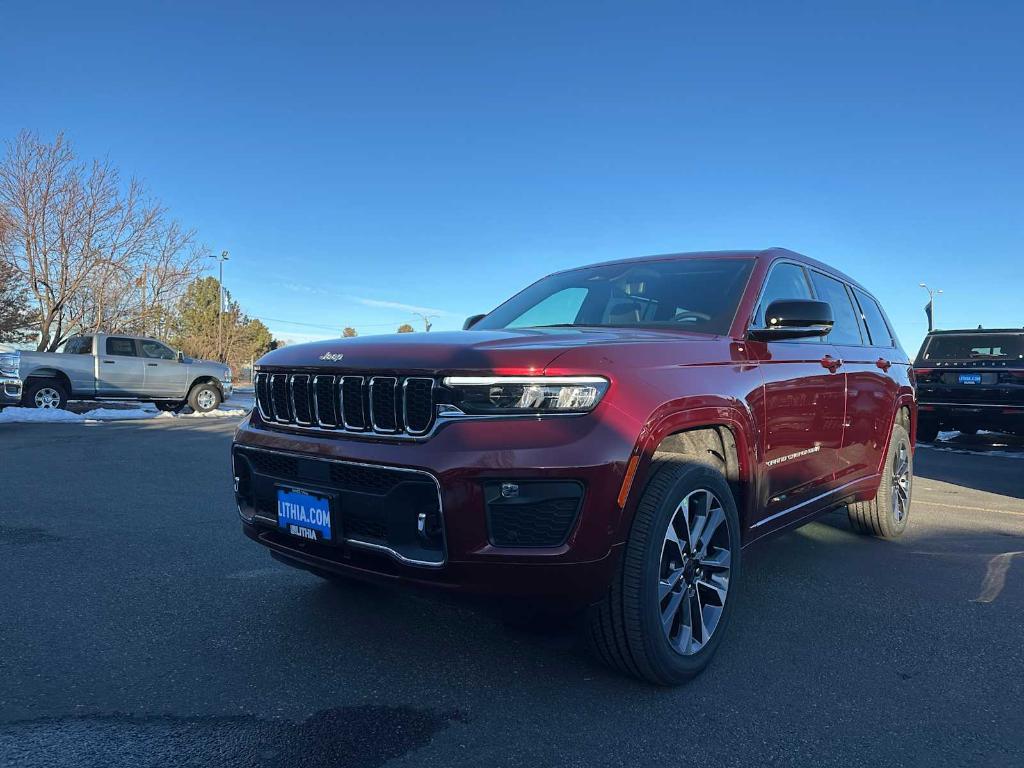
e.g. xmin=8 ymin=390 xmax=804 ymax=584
xmin=921 ymin=334 xmax=1024 ymax=361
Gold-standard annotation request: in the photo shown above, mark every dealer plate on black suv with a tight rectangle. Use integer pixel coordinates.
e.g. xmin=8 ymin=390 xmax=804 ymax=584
xmin=277 ymin=487 xmax=334 ymax=543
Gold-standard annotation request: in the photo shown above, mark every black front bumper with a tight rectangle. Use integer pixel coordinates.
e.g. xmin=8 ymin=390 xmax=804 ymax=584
xmin=0 ymin=377 xmax=22 ymax=406
xmin=233 ymin=445 xmax=446 ymax=567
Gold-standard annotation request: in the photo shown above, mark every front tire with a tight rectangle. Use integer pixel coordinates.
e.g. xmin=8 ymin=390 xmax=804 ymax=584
xmin=187 ymin=382 xmax=221 ymax=413
xmin=589 ymin=458 xmax=740 ymax=685
xmin=848 ymin=422 xmax=912 ymax=538
xmin=23 ymin=379 xmax=69 ymax=410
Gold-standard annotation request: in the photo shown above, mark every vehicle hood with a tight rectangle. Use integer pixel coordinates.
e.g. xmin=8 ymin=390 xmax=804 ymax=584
xmin=257 ymin=328 xmax=723 ymax=373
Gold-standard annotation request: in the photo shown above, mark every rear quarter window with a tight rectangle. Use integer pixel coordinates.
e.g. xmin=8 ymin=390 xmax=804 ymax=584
xmin=854 ymin=290 xmax=894 ymax=347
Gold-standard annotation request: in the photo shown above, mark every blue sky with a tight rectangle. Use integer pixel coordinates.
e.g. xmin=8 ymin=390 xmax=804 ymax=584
xmin=2 ymin=1 xmax=1021 ymax=353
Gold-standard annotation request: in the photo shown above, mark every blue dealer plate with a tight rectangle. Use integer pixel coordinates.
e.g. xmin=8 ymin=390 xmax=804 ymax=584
xmin=958 ymin=373 xmax=982 ymax=385
xmin=277 ymin=487 xmax=333 ymax=542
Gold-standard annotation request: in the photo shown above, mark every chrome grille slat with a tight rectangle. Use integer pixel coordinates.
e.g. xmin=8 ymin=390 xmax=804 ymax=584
xmin=256 ymin=370 xmax=435 ymax=437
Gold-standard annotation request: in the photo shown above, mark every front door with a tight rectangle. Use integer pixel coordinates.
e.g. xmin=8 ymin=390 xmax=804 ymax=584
xmin=139 ymin=339 xmax=188 ymax=398
xmin=747 ymin=262 xmax=847 ymax=528
xmin=97 ymin=336 xmax=146 ymax=396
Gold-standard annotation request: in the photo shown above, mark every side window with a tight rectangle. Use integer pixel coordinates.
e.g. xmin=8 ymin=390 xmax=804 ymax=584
xmin=506 ymin=287 xmax=588 ymax=328
xmin=64 ymin=336 xmax=94 ymax=354
xmin=752 ymin=263 xmax=814 ymax=329
xmin=809 ymin=272 xmax=863 ymax=345
xmin=140 ymin=340 xmax=176 ymax=360
xmin=105 ymin=337 xmax=138 ymax=357
xmin=854 ymin=289 xmax=893 ymax=347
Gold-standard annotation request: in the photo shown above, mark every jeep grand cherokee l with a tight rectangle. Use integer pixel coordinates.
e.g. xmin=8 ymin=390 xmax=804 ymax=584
xmin=233 ymin=248 xmax=915 ymax=685
xmin=914 ymin=328 xmax=1024 ymax=440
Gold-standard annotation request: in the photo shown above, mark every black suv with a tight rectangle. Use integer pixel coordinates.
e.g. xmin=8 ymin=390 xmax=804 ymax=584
xmin=913 ymin=328 xmax=1024 ymax=440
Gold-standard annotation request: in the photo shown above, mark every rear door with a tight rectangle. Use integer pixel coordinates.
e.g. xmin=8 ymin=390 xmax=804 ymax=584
xmin=139 ymin=339 xmax=188 ymax=397
xmin=747 ymin=262 xmax=847 ymax=527
xmin=97 ymin=336 xmax=146 ymax=396
xmin=808 ymin=271 xmax=898 ymax=483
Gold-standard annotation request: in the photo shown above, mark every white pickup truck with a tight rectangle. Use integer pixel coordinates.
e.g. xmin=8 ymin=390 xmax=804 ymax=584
xmin=0 ymin=333 xmax=232 ymax=413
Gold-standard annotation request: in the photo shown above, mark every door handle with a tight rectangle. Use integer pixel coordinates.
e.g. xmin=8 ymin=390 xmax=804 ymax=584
xmin=876 ymin=358 xmax=892 ymax=372
xmin=820 ymin=355 xmax=843 ymax=372
xmin=146 ymin=363 xmax=158 ymax=367
xmin=102 ymin=360 xmax=116 ymax=364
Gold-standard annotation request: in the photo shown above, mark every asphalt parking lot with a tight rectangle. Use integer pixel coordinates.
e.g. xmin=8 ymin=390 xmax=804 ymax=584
xmin=1 ymin=418 xmax=1022 ymax=767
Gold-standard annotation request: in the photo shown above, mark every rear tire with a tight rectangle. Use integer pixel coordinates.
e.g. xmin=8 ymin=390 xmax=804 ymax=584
xmin=588 ymin=458 xmax=740 ymax=685
xmin=848 ymin=422 xmax=912 ymax=538
xmin=23 ymin=379 xmax=69 ymax=410
xmin=187 ymin=382 xmax=221 ymax=413
xmin=917 ymin=417 xmax=939 ymax=442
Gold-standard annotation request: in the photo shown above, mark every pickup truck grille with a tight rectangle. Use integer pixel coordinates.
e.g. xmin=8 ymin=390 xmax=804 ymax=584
xmin=254 ymin=371 xmax=436 ymax=437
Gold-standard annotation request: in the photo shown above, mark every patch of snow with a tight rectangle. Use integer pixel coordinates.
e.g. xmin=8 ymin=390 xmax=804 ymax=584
xmin=157 ymin=407 xmax=248 ymax=419
xmin=1 ymin=405 xmax=248 ymax=424
xmin=936 ymin=431 xmax=960 ymax=440
xmin=917 ymin=443 xmax=1024 ymax=460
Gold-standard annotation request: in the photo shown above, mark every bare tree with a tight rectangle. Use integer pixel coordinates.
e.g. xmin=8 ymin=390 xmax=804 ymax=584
xmin=0 ymin=131 xmax=204 ymax=350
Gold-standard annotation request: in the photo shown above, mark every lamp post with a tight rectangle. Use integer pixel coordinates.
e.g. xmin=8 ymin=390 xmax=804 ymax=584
xmin=209 ymin=251 xmax=229 ymax=361
xmin=919 ymin=283 xmax=942 ymax=332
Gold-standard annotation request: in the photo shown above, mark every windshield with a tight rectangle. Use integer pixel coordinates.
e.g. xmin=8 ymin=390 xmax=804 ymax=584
xmin=475 ymin=257 xmax=755 ymax=336
xmin=921 ymin=333 xmax=1024 ymax=361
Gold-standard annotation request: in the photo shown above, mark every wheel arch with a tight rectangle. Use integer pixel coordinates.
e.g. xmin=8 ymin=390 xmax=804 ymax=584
xmin=617 ymin=404 xmax=759 ymax=543
xmin=188 ymin=375 xmax=223 ymax=395
xmin=23 ymin=368 xmax=73 ymax=395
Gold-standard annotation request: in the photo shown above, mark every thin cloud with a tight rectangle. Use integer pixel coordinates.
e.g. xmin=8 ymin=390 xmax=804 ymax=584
xmin=282 ymin=281 xmax=329 ymax=295
xmin=351 ymin=296 xmax=458 ymax=317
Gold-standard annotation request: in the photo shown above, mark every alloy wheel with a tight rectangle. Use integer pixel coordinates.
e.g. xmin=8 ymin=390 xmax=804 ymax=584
xmin=33 ymin=387 xmax=62 ymax=409
xmin=891 ymin=442 xmax=911 ymax=523
xmin=196 ymin=389 xmax=216 ymax=411
xmin=659 ymin=488 xmax=732 ymax=656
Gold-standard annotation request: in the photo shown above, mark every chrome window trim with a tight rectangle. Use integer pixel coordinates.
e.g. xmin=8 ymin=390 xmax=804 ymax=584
xmin=312 ymin=375 xmax=338 ymax=428
xmin=368 ymin=376 xmax=400 ymax=434
xmin=289 ymin=373 xmax=313 ymax=426
xmin=234 ymin=444 xmax=447 ymax=567
xmin=340 ymin=375 xmax=368 ymax=431
xmin=402 ymin=377 xmax=436 ymax=436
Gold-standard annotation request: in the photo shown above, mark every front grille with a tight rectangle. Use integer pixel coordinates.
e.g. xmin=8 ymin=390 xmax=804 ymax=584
xmin=255 ymin=371 xmax=436 ymax=437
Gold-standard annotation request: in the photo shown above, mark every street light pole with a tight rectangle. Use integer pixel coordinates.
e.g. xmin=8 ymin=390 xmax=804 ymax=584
xmin=919 ymin=282 xmax=942 ymax=332
xmin=209 ymin=251 xmax=230 ymax=361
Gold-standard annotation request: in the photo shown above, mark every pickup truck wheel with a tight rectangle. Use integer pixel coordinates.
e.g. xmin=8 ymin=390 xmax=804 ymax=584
xmin=848 ymin=422 xmax=912 ymax=539
xmin=23 ymin=380 xmax=68 ymax=410
xmin=187 ymin=383 xmax=221 ymax=413
xmin=588 ymin=459 xmax=740 ymax=685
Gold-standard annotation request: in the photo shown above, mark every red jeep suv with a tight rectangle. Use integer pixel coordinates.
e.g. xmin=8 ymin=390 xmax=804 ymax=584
xmin=233 ymin=248 xmax=915 ymax=685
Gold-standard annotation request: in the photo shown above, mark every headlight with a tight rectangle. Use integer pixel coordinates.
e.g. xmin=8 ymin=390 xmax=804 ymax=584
xmin=0 ymin=351 xmax=20 ymax=378
xmin=442 ymin=376 xmax=609 ymax=415
xmin=222 ymin=368 xmax=232 ymax=383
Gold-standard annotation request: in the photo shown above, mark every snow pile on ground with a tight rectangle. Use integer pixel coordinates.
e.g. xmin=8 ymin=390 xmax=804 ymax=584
xmin=0 ymin=405 xmax=248 ymax=424
xmin=157 ymin=408 xmax=248 ymax=419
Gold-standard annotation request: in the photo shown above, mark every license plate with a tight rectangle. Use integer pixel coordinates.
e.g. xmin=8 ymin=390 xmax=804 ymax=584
xmin=277 ymin=487 xmax=333 ymax=542
xmin=958 ymin=373 xmax=982 ymax=385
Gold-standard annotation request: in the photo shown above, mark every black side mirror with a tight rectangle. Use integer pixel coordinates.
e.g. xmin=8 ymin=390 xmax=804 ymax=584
xmin=463 ymin=314 xmax=486 ymax=330
xmin=177 ymin=350 xmax=185 ymax=362
xmin=748 ymin=299 xmax=833 ymax=341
